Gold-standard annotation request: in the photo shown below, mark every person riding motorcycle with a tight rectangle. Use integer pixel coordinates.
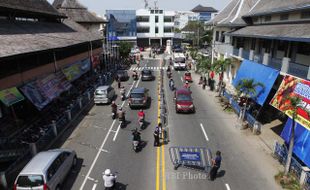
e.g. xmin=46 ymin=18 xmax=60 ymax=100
xmin=120 ymin=86 xmax=126 ymax=100
xmin=169 ymin=78 xmax=175 ymax=90
xmin=138 ymin=109 xmax=145 ymax=120
xmin=184 ymin=81 xmax=190 ymax=89
xmin=111 ymin=101 xmax=117 ymax=118
xmin=118 ymin=107 xmax=125 ymax=121
xmin=132 ymin=70 xmax=138 ymax=80
xmin=169 ymin=57 xmax=173 ymax=65
xmin=102 ymin=169 xmax=117 ymax=189
xmin=132 ymin=128 xmax=141 ymax=142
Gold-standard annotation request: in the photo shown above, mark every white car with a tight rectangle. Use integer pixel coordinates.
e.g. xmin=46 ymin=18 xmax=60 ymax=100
xmin=94 ymin=85 xmax=115 ymax=104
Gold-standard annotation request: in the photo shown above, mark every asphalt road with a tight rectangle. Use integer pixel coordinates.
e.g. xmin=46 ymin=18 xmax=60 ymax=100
xmin=59 ymin=53 xmax=281 ymax=190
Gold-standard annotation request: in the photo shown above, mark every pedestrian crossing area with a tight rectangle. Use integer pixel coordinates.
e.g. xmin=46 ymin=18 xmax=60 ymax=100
xmin=129 ymin=66 xmax=174 ymax=71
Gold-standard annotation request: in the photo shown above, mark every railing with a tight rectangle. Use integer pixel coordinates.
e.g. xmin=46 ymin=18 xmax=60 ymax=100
xmin=274 ymin=141 xmax=310 ymax=189
xmin=288 ymin=62 xmax=309 ymax=79
xmin=269 ymin=58 xmax=282 ymax=70
xmin=254 ymin=54 xmax=263 ymax=63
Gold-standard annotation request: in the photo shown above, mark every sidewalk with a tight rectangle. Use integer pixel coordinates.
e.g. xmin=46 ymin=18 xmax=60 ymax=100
xmin=190 ymin=68 xmax=284 ymax=171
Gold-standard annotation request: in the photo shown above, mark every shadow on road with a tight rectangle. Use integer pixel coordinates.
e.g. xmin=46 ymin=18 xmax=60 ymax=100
xmin=62 ymin=158 xmax=84 ymax=189
xmin=114 ymin=182 xmax=128 ymax=190
xmin=217 ymin=170 xmax=226 ymax=178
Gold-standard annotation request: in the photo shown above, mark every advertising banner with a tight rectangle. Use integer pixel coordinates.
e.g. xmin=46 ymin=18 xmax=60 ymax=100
xmin=270 ymin=75 xmax=310 ymax=130
xmin=179 ymin=152 xmax=201 ymax=162
xmin=62 ymin=58 xmax=91 ymax=81
xmin=20 ymin=82 xmax=49 ymax=110
xmin=0 ymin=87 xmax=25 ymax=106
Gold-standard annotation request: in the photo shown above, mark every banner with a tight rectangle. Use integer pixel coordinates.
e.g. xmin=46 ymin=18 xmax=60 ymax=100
xmin=62 ymin=58 xmax=91 ymax=81
xmin=0 ymin=87 xmax=25 ymax=106
xmin=270 ymin=75 xmax=310 ymax=130
xmin=20 ymin=82 xmax=49 ymax=110
xmin=20 ymin=71 xmax=72 ymax=110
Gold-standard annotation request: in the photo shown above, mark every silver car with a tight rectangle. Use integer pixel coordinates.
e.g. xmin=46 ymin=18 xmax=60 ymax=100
xmin=94 ymin=85 xmax=115 ymax=104
xmin=14 ymin=149 xmax=77 ymax=190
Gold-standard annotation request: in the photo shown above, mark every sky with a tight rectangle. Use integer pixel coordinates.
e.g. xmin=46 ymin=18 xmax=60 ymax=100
xmin=47 ymin=0 xmax=231 ymax=16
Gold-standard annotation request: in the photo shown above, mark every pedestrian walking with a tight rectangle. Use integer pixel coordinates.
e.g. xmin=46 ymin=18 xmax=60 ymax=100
xmin=118 ymin=78 xmax=121 ymax=89
xmin=209 ymin=150 xmax=222 ymax=181
xmin=153 ymin=123 xmax=162 ymax=146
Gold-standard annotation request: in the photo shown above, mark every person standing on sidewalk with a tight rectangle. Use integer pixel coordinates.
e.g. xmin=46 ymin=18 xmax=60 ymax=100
xmin=209 ymin=150 xmax=222 ymax=181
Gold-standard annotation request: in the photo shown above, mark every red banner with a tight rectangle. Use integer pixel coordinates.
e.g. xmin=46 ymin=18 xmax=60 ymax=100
xmin=270 ymin=75 xmax=310 ymax=129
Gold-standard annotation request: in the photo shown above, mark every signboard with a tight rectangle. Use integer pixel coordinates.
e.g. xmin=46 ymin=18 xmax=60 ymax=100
xmin=20 ymin=82 xmax=49 ymax=110
xmin=270 ymin=75 xmax=310 ymax=130
xmin=179 ymin=151 xmax=201 ymax=162
xmin=62 ymin=58 xmax=91 ymax=81
xmin=0 ymin=87 xmax=25 ymax=106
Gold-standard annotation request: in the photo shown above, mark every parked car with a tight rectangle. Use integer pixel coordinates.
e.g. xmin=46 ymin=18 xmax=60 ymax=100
xmin=115 ymin=70 xmax=129 ymax=81
xmin=129 ymin=87 xmax=149 ymax=108
xmin=94 ymin=85 xmax=115 ymax=104
xmin=14 ymin=149 xmax=77 ymax=190
xmin=141 ymin=69 xmax=154 ymax=81
xmin=184 ymin=72 xmax=192 ymax=82
xmin=174 ymin=88 xmax=195 ymax=113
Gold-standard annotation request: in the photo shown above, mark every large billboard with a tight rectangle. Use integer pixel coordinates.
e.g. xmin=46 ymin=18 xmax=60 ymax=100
xmin=270 ymin=75 xmax=310 ymax=129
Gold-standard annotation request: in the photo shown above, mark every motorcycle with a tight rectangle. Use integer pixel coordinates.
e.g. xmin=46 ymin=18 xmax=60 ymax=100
xmin=132 ymin=130 xmax=141 ymax=152
xmin=139 ymin=117 xmax=144 ymax=130
xmin=120 ymin=88 xmax=126 ymax=101
xmin=167 ymin=71 xmax=172 ymax=78
xmin=112 ymin=111 xmax=116 ymax=120
xmin=133 ymin=73 xmax=138 ymax=80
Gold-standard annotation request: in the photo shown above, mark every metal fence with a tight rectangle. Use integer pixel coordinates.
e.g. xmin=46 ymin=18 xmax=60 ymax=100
xmin=274 ymin=141 xmax=310 ymax=189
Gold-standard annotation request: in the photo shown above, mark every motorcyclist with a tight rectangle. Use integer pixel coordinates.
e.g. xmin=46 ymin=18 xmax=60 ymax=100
xmin=120 ymin=86 xmax=126 ymax=100
xmin=132 ymin=70 xmax=138 ymax=80
xmin=111 ymin=101 xmax=117 ymax=118
xmin=169 ymin=57 xmax=173 ymax=65
xmin=169 ymin=78 xmax=175 ymax=90
xmin=118 ymin=107 xmax=125 ymax=122
xmin=132 ymin=128 xmax=141 ymax=142
xmin=138 ymin=109 xmax=145 ymax=120
xmin=102 ymin=169 xmax=117 ymax=189
xmin=184 ymin=81 xmax=190 ymax=89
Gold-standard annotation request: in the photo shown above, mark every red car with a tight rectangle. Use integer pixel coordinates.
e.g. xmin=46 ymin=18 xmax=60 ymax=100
xmin=174 ymin=88 xmax=195 ymax=113
xmin=184 ymin=72 xmax=192 ymax=82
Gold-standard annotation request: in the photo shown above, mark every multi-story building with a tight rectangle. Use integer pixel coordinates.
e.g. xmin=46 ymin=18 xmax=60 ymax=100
xmin=53 ymin=0 xmax=106 ymax=34
xmin=174 ymin=11 xmax=199 ymax=30
xmin=191 ymin=4 xmax=218 ymax=23
xmin=106 ymin=10 xmax=137 ymax=44
xmin=136 ymin=8 xmax=175 ymax=47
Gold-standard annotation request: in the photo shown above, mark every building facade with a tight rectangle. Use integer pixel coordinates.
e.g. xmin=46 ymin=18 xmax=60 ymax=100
xmin=106 ymin=10 xmax=137 ymax=44
xmin=191 ymin=4 xmax=218 ymax=23
xmin=136 ymin=9 xmax=175 ymax=47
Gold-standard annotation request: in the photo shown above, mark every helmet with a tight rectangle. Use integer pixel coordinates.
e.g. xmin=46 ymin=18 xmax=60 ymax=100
xmin=112 ymin=101 xmax=115 ymax=104
xmin=104 ymin=169 xmax=111 ymax=175
xmin=140 ymin=109 xmax=143 ymax=112
xmin=186 ymin=81 xmax=189 ymax=84
xmin=119 ymin=107 xmax=122 ymax=111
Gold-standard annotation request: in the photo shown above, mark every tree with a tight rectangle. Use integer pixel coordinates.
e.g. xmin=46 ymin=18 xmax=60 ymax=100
xmin=182 ymin=21 xmax=205 ymax=47
xmin=118 ymin=41 xmax=132 ymax=58
xmin=196 ymin=55 xmax=212 ymax=76
xmin=213 ymin=58 xmax=232 ymax=96
xmin=236 ymin=79 xmax=264 ymax=121
xmin=282 ymin=96 xmax=303 ymax=176
xmin=201 ymin=30 xmax=213 ymax=46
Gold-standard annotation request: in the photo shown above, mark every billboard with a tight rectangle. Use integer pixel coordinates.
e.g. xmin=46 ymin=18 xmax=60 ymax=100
xmin=270 ymin=75 xmax=310 ymax=130
xmin=0 ymin=87 xmax=25 ymax=106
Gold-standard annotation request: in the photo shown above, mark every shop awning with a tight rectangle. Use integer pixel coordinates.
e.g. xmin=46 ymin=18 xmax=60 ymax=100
xmin=233 ymin=60 xmax=280 ymax=105
xmin=0 ymin=87 xmax=25 ymax=106
xmin=226 ymin=23 xmax=310 ymax=43
xmin=281 ymin=118 xmax=310 ymax=167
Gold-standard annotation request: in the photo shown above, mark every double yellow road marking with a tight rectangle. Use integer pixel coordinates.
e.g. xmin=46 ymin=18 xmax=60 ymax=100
xmin=156 ymin=59 xmax=166 ymax=190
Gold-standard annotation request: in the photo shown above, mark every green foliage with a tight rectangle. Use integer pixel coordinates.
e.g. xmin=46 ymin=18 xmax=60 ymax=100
xmin=189 ymin=47 xmax=199 ymax=60
xmin=118 ymin=41 xmax=132 ymax=58
xmin=182 ymin=21 xmax=206 ymax=46
xmin=236 ymin=79 xmax=264 ymax=98
xmin=201 ymin=30 xmax=213 ymax=45
xmin=213 ymin=58 xmax=232 ymax=74
xmin=196 ymin=56 xmax=212 ymax=74
xmin=275 ymin=172 xmax=302 ymax=190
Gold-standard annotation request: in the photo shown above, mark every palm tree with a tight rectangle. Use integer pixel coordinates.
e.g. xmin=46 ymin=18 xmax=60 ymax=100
xmin=213 ymin=58 xmax=232 ymax=96
xmin=282 ymin=96 xmax=302 ymax=176
xmin=196 ymin=55 xmax=212 ymax=76
xmin=236 ymin=79 xmax=264 ymax=121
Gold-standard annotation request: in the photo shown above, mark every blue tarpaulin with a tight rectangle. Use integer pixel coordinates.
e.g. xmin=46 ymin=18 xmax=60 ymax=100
xmin=232 ymin=60 xmax=279 ymax=105
xmin=281 ymin=118 xmax=310 ymax=167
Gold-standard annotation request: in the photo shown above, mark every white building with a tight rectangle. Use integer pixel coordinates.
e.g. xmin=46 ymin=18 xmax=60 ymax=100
xmin=136 ymin=9 xmax=175 ymax=47
xmin=174 ymin=11 xmax=199 ymax=30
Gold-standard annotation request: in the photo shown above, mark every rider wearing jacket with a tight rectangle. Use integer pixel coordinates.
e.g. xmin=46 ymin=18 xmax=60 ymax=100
xmin=102 ymin=169 xmax=116 ymax=189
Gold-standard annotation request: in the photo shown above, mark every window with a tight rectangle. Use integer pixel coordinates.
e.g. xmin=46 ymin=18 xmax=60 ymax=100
xmin=155 ymin=16 xmax=159 ymax=23
xmin=251 ymin=38 xmax=256 ymax=50
xmin=137 ymin=16 xmax=149 ymax=22
xmin=280 ymin=14 xmax=289 ymax=20
xmin=252 ymin=17 xmax=258 ymax=23
xmin=301 ymin=11 xmax=310 ymax=19
xmin=151 ymin=10 xmax=154 ymax=14
xmin=155 ymin=27 xmax=159 ymax=33
xmin=164 ymin=27 xmax=172 ymax=33
xmin=297 ymin=42 xmax=310 ymax=55
xmin=16 ymin=175 xmax=44 ymax=187
xmin=159 ymin=10 xmax=163 ymax=14
xmin=264 ymin=15 xmax=271 ymax=22
xmin=137 ymin=27 xmax=150 ymax=33
xmin=155 ymin=10 xmax=159 ymax=14
xmin=215 ymin=31 xmax=219 ymax=41
xmin=164 ymin=16 xmax=172 ymax=22
xmin=220 ymin=31 xmax=225 ymax=43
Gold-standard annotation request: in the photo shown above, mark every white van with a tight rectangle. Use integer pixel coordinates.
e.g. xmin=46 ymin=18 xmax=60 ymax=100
xmin=94 ymin=85 xmax=115 ymax=104
xmin=173 ymin=53 xmax=186 ymax=70
xmin=14 ymin=149 xmax=77 ymax=190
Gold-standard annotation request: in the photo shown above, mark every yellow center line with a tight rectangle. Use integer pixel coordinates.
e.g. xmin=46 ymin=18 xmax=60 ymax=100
xmin=156 ymin=74 xmax=161 ymax=190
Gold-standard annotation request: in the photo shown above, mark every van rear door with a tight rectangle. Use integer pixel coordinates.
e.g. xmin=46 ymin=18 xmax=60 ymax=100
xmin=15 ymin=175 xmax=44 ymax=190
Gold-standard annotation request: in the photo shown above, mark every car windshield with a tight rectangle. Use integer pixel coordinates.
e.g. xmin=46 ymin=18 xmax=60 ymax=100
xmin=95 ymin=89 xmax=107 ymax=95
xmin=130 ymin=93 xmax=144 ymax=98
xmin=175 ymin=57 xmax=185 ymax=63
xmin=177 ymin=94 xmax=192 ymax=101
xmin=185 ymin=73 xmax=191 ymax=76
xmin=142 ymin=70 xmax=151 ymax=74
xmin=17 ymin=175 xmax=44 ymax=187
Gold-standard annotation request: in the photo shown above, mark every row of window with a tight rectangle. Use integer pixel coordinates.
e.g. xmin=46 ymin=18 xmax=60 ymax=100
xmin=150 ymin=9 xmax=163 ymax=14
xmin=137 ymin=27 xmax=173 ymax=33
xmin=253 ymin=10 xmax=310 ymax=23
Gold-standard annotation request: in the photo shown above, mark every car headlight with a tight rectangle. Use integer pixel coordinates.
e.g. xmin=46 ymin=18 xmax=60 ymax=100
xmin=177 ymin=104 xmax=181 ymax=108
xmin=189 ymin=104 xmax=194 ymax=108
